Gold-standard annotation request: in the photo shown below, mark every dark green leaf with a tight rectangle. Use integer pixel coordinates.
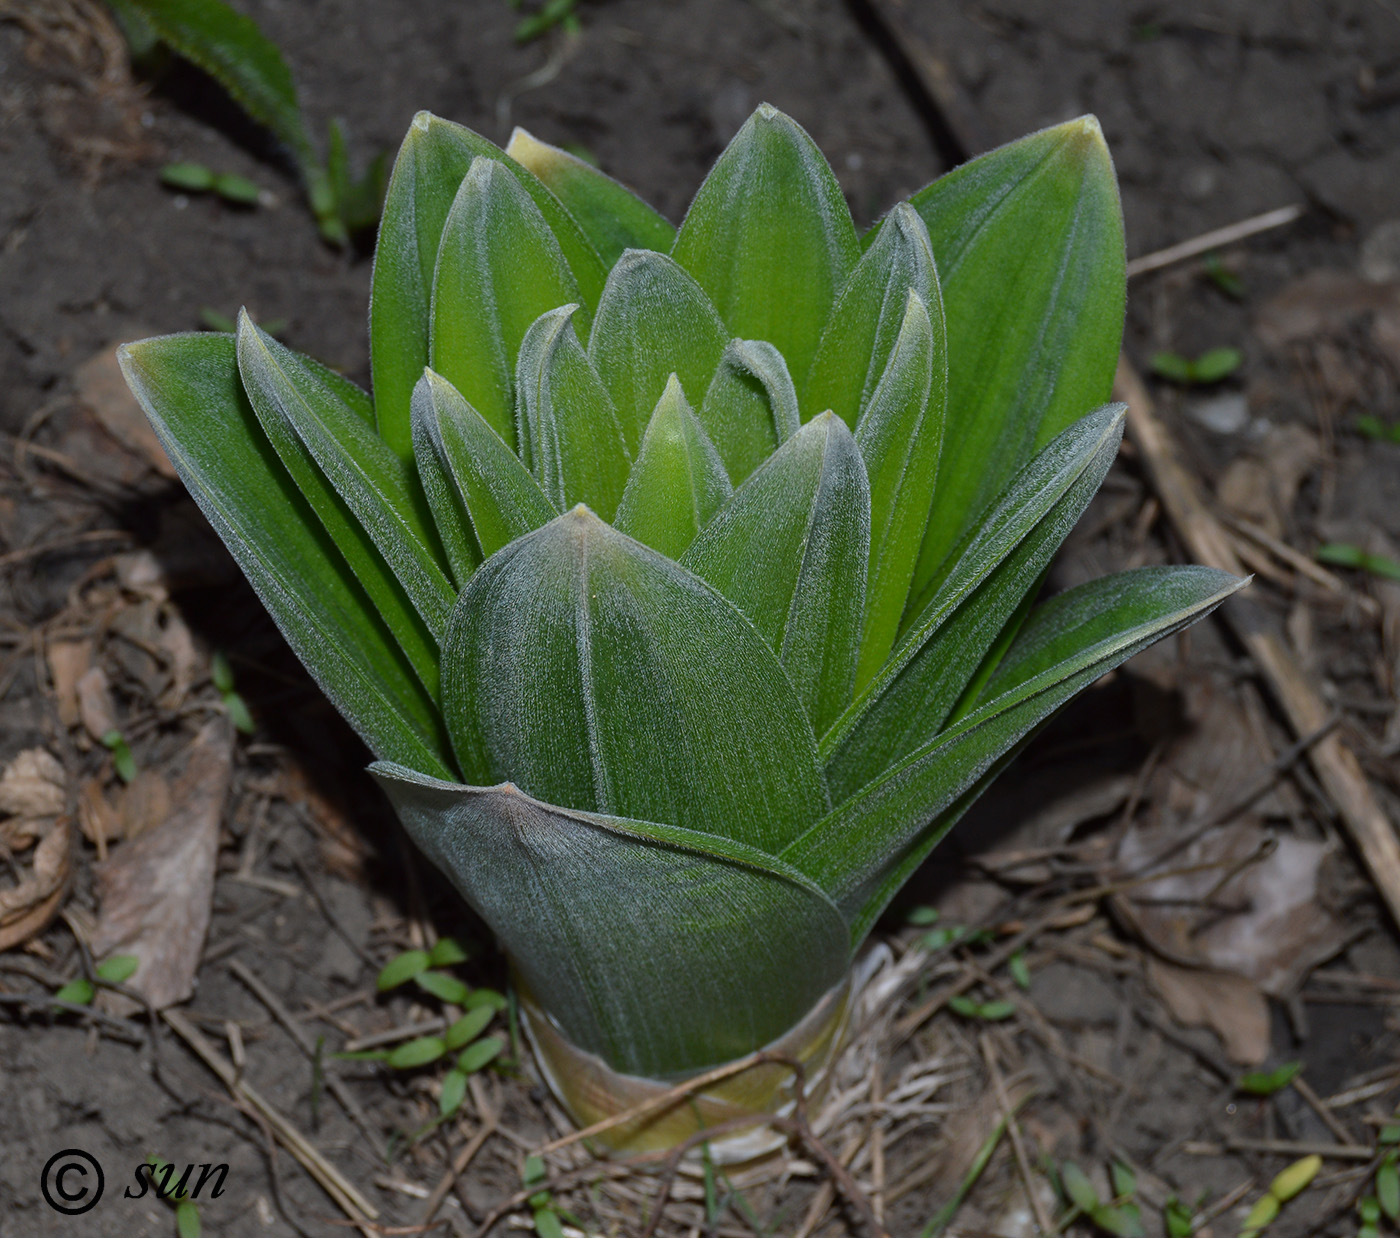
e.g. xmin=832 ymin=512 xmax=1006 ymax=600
xmin=236 ymin=315 xmax=455 ymax=661
xmin=854 ymin=289 xmax=945 ymax=688
xmin=805 ymin=202 xmax=939 ymax=428
xmin=614 ymin=375 xmax=732 ymax=559
xmin=413 ymin=371 xmax=557 ymax=560
xmin=411 ymin=392 xmax=481 ymax=588
xmin=119 ymin=334 xmax=452 ymax=776
xmin=370 ymin=113 xmax=607 ymax=456
xmin=376 ymin=949 xmax=430 ymax=991
xmin=698 ymin=338 xmax=801 ymax=485
xmin=372 ymin=764 xmax=847 ymax=1077
xmin=1237 ymin=1061 xmax=1302 ymax=1096
xmin=682 ymin=413 xmax=870 ymax=737
xmin=506 ymin=127 xmax=676 ymax=266
xmin=586 ymin=249 xmax=727 ymax=453
xmin=905 ymin=117 xmax=1126 ymax=598
xmin=430 ymin=156 xmax=583 ymax=450
xmin=672 ymin=104 xmax=860 ymax=387
xmin=515 ymin=307 xmax=632 ymax=520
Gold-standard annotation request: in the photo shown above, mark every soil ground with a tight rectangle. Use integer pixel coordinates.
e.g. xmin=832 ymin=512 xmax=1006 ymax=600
xmin=2 ymin=1 xmax=1399 ymax=1236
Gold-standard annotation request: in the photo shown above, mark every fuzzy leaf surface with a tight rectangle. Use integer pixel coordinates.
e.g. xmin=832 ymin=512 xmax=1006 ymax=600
xmin=430 ymin=158 xmax=582 ymax=449
xmin=413 ymin=371 xmax=558 ymax=559
xmin=905 ymin=117 xmax=1126 ymax=595
xmin=370 ymin=113 xmax=606 ymax=456
xmin=805 ymin=203 xmax=940 ymax=428
xmin=672 ymin=104 xmax=860 ymax=387
xmin=237 ymin=316 xmax=456 ymax=650
xmin=119 ymin=333 xmax=452 ymax=777
xmin=372 ymin=764 xmax=848 ymax=1077
xmin=587 ymin=249 xmax=728 ymax=454
xmin=787 ymin=565 xmax=1245 ymax=936
xmin=443 ymin=508 xmax=829 ymax=854
xmin=682 ymin=413 xmax=869 ymax=736
xmin=823 ymin=404 xmax=1123 ymax=801
xmin=614 ymin=375 xmax=732 ymax=560
xmin=699 ymin=339 xmax=801 ymax=485
xmin=410 ymin=399 xmax=481 ymax=589
xmin=854 ymin=290 xmax=945 ymax=688
xmin=516 ymin=307 xmax=631 ymax=520
xmin=505 ymin=128 xmax=676 ymax=265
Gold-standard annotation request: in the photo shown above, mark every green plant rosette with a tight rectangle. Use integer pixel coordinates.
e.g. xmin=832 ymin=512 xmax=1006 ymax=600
xmin=119 ymin=104 xmax=1243 ymax=1156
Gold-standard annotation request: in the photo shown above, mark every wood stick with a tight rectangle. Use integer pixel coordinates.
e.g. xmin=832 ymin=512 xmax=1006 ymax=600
xmin=1125 ymin=205 xmax=1304 ymax=278
xmin=1115 ymin=357 xmax=1400 ymax=933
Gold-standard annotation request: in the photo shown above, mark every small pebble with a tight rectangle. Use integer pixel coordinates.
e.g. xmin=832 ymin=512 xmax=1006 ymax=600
xmin=1359 ymin=218 xmax=1400 ymax=283
xmin=1188 ymin=392 xmax=1250 ymax=435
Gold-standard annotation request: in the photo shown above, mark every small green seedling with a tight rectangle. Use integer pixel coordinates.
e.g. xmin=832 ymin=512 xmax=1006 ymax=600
xmin=1055 ymin=1160 xmax=1145 ymax=1238
xmin=522 ymin=1154 xmax=571 ymax=1238
xmin=947 ymin=994 xmax=1016 ymax=1021
xmin=1239 ymin=1155 xmax=1321 ymax=1238
xmin=510 ymin=0 xmax=580 ymax=42
xmin=1355 ymin=414 xmax=1400 ymax=443
xmin=54 ymin=954 xmax=140 ymax=1007
xmin=146 ymin=1155 xmax=202 ymax=1238
xmin=1150 ymin=347 xmax=1242 ymax=386
xmin=1202 ymin=254 xmax=1245 ymax=301
xmin=1237 ymin=1060 xmax=1302 ymax=1097
xmin=1315 ymin=543 xmax=1400 ymax=583
xmin=100 ymin=730 xmax=137 ymax=783
xmin=210 ymin=651 xmax=255 ymax=733
xmin=1007 ymin=950 xmax=1031 ymax=990
xmin=1360 ymin=1120 xmax=1399 ymax=1238
xmin=160 ymin=162 xmax=261 ymax=206
xmin=1164 ymin=1194 xmax=1202 ymax=1238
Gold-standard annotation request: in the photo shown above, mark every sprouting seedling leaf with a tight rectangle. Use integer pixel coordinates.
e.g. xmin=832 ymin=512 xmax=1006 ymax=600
xmin=1150 ymin=347 xmax=1242 ymax=385
xmin=161 ymin=162 xmax=215 ymax=192
xmin=515 ymin=0 xmax=579 ymax=43
xmin=1163 ymin=1197 xmax=1196 ymax=1238
xmin=439 ymin=1067 xmax=468 ymax=1117
xmin=101 ymin=730 xmax=137 ymax=783
xmin=53 ymin=978 xmax=95 ymax=1006
xmin=428 ymin=937 xmax=469 ymax=967
xmin=176 ymin=1199 xmax=202 ymax=1238
xmin=444 ymin=1005 xmax=495 ymax=1050
xmin=1202 ymin=253 xmax=1245 ymax=300
xmin=1237 ymin=1060 xmax=1302 ymax=1096
xmin=212 ymin=173 xmax=260 ymax=205
xmin=1008 ymin=951 xmax=1031 ymax=990
xmin=210 ymin=651 xmax=255 ymax=734
xmin=414 ymin=970 xmax=470 ymax=1005
xmin=1315 ymin=543 xmax=1400 ymax=582
xmin=1376 ymin=1152 xmax=1398 ymax=1221
xmin=1060 ymin=1161 xmax=1101 ymax=1213
xmin=1354 ymin=414 xmax=1400 ymax=443
xmin=96 ymin=955 xmax=140 ymax=985
xmin=386 ymin=1035 xmax=447 ymax=1069
xmin=456 ymin=1034 xmax=504 ymax=1074
xmin=947 ymin=995 xmax=1015 ymax=1021
xmin=376 ymin=949 xmax=430 ymax=991
xmin=906 ymin=905 xmax=939 ymax=926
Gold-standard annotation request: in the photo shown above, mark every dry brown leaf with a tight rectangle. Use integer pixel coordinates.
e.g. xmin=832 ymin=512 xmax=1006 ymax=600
xmin=1214 ymin=424 xmax=1318 ymax=538
xmin=118 ymin=768 xmax=171 ymax=841
xmin=76 ymin=664 xmax=118 ymax=741
xmin=1255 ymin=270 xmax=1400 ymax=349
xmin=0 ymin=749 xmax=67 ymax=820
xmin=74 ymin=336 xmax=177 ymax=479
xmin=0 ymin=749 xmax=75 ymax=950
xmin=113 ymin=549 xmax=169 ymax=600
xmin=91 ymin=718 xmax=233 ymax=1011
xmin=78 ymin=776 xmax=120 ymax=854
xmin=1146 ymin=957 xmax=1271 ymax=1065
xmin=46 ymin=639 xmax=93 ymax=729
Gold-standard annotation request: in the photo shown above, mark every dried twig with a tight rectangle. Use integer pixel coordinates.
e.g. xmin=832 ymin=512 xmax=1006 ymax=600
xmin=1124 ymin=204 xmax=1304 ymax=278
xmin=980 ymin=1034 xmax=1051 ymax=1236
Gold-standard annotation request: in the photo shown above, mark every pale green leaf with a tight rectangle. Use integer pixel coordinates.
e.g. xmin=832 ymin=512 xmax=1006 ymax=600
xmin=516 ymin=307 xmax=632 ymax=520
xmin=787 ymin=565 xmax=1245 ymax=937
xmin=371 ymin=763 xmax=848 ymax=1077
xmin=430 ymin=156 xmax=583 ymax=449
xmin=905 ymin=117 xmax=1126 ymax=597
xmin=370 ymin=113 xmax=607 ymax=456
xmin=410 ymin=396 xmax=481 ymax=588
xmin=682 ymin=413 xmax=869 ymax=736
xmin=412 ymin=371 xmax=557 ymax=559
xmin=442 ymin=508 xmax=829 ymax=854
xmin=506 ymin=127 xmax=676 ymax=265
xmin=698 ymin=338 xmax=801 ymax=485
xmin=823 ymin=404 xmax=1123 ymax=801
xmin=854 ymin=290 xmax=945 ymax=688
xmin=586 ymin=249 xmax=727 ymax=454
xmin=614 ymin=375 xmax=732 ymax=560
xmin=444 ymin=1005 xmax=495 ymax=1050
xmin=805 ymin=202 xmax=939 ymax=427
xmin=236 ymin=315 xmax=456 ymax=655
xmin=118 ymin=333 xmax=452 ymax=777
xmin=672 ymin=104 xmax=860 ymax=386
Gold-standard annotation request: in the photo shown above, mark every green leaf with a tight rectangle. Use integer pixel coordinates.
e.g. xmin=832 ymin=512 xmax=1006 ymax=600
xmin=904 ymin=117 xmax=1126 ymax=598
xmin=823 ymin=405 xmax=1124 ymax=801
xmin=1315 ymin=543 xmax=1400 ymax=582
xmin=464 ymin=988 xmax=507 ymax=1011
xmin=515 ymin=307 xmax=632 ymax=520
xmin=506 ymin=127 xmax=676 ymax=266
xmin=787 ymin=565 xmax=1244 ymax=936
xmin=804 ymin=202 xmax=939 ymax=428
xmin=429 ymin=156 xmax=583 ymax=450
xmin=1110 ymin=1162 xmax=1136 ymax=1200
xmin=95 ymin=955 xmax=140 ymax=985
xmin=438 ymin=1068 xmax=468 ymax=1117
xmin=443 ymin=508 xmax=829 ymax=852
xmin=1008 ymin=951 xmax=1031 ymax=989
xmin=854 ymin=289 xmax=946 ymax=688
xmin=444 ymin=1005 xmax=496 ymax=1050
xmin=371 ymin=764 xmax=848 ymax=1077
xmin=118 ymin=333 xmax=453 ymax=777
xmin=533 ymin=1207 xmax=565 ymax=1238
xmin=682 ymin=413 xmax=870 ymax=737
xmin=614 ymin=375 xmax=732 ymax=559
xmin=586 ymin=249 xmax=728 ymax=453
xmin=376 ymin=949 xmax=430 ymax=991
xmin=1150 ymin=352 xmax=1194 ymax=383
xmin=1061 ymin=1162 xmax=1101 ymax=1212
xmin=428 ymin=937 xmax=470 ymax=967
xmin=386 ymin=1035 xmax=447 ymax=1069
xmin=161 ymin=161 xmax=214 ymax=192
xmin=1377 ymin=1154 xmax=1398 ymax=1220
xmin=213 ymin=172 xmax=260 ymax=205
xmin=948 ymin=996 xmax=1015 ymax=1021
xmin=456 ymin=1034 xmax=504 ymax=1074
xmin=102 ymin=730 xmax=138 ymax=783
xmin=1191 ymin=347 xmax=1242 ymax=383
xmin=672 ymin=104 xmax=860 ymax=387
xmin=236 ymin=315 xmax=455 ymax=664
xmin=54 ymin=979 xmax=95 ymax=1006
xmin=1237 ymin=1060 xmax=1302 ymax=1096
xmin=370 ymin=113 xmax=607 ymax=456
xmin=698 ymin=338 xmax=802 ymax=485
xmin=413 ymin=371 xmax=557 ymax=560
xmin=410 ymin=391 xmax=481 ymax=588
xmin=415 ymin=970 xmax=470 ymax=1005
xmin=176 ymin=1199 xmax=202 ymax=1238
